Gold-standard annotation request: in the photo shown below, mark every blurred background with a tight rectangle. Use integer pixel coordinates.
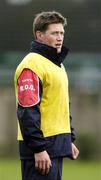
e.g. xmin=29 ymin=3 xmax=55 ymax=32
xmin=0 ymin=0 xmax=101 ymax=179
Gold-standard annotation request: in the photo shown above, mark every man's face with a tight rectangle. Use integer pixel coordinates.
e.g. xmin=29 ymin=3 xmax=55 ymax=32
xmin=36 ymin=23 xmax=65 ymax=53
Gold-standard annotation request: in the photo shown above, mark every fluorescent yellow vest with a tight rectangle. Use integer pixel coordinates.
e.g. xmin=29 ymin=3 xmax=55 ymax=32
xmin=14 ymin=53 xmax=71 ymax=140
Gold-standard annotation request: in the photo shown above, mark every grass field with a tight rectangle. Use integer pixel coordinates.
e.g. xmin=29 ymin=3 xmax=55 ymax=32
xmin=0 ymin=158 xmax=101 ymax=180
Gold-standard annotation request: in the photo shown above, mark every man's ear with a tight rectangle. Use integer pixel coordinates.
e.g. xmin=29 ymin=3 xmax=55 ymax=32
xmin=35 ymin=31 xmax=44 ymax=42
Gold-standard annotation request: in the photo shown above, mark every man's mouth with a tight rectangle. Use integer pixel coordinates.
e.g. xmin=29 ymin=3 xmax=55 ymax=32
xmin=55 ymin=44 xmax=62 ymax=48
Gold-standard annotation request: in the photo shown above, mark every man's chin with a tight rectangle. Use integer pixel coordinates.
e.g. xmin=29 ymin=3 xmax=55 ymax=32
xmin=57 ymin=48 xmax=61 ymax=53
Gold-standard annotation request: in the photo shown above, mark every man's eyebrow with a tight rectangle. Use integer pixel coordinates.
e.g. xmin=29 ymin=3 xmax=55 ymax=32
xmin=51 ymin=30 xmax=65 ymax=33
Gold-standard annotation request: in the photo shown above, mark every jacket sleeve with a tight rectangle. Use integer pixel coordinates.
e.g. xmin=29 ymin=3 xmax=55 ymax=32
xmin=69 ymin=102 xmax=76 ymax=142
xmin=17 ymin=68 xmax=46 ymax=153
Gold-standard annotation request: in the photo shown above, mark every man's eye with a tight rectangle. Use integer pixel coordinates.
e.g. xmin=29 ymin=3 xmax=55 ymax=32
xmin=51 ymin=32 xmax=57 ymax=35
xmin=61 ymin=32 xmax=64 ymax=35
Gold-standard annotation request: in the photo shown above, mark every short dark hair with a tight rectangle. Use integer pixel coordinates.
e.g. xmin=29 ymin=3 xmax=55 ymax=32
xmin=33 ymin=11 xmax=67 ymax=37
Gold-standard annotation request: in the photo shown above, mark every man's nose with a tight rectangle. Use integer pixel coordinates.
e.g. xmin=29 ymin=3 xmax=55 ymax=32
xmin=57 ymin=34 xmax=63 ymax=41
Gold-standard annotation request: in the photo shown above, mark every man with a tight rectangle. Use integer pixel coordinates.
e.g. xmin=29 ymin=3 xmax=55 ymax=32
xmin=14 ymin=11 xmax=79 ymax=180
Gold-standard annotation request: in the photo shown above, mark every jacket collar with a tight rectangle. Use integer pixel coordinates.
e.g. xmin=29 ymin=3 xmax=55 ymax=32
xmin=30 ymin=40 xmax=69 ymax=66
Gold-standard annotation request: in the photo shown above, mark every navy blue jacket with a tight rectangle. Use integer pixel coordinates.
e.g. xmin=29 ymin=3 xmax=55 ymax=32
xmin=17 ymin=41 xmax=76 ymax=160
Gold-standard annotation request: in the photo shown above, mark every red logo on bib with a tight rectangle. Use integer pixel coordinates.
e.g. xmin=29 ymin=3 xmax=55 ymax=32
xmin=18 ymin=69 xmax=40 ymax=107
